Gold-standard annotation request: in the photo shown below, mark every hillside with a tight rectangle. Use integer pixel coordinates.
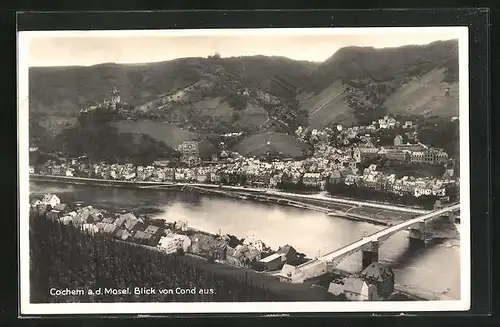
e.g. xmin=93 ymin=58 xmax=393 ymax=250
xmin=301 ymin=39 xmax=459 ymax=125
xmin=29 ymin=39 xmax=459 ymax=158
xmin=234 ymin=132 xmax=311 ymax=159
xmin=30 ymin=212 xmax=332 ymax=303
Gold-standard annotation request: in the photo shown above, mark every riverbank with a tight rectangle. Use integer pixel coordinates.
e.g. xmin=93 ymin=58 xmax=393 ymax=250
xmin=31 ymin=183 xmax=458 ymax=302
xmin=29 ymin=174 xmax=419 ymax=227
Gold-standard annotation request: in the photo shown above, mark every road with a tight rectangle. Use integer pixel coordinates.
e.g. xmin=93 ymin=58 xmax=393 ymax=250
xmin=30 ymin=174 xmax=430 ymax=218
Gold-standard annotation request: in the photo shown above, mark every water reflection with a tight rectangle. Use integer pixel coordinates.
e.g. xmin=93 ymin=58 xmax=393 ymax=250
xmin=28 ymin=182 xmax=460 ymax=299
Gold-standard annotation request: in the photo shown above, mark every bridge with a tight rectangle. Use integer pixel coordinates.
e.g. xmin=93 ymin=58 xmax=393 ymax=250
xmin=278 ymin=203 xmax=460 ymax=283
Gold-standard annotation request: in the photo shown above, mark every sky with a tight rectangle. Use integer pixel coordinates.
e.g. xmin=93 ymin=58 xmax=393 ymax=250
xmin=24 ymin=28 xmax=464 ymax=67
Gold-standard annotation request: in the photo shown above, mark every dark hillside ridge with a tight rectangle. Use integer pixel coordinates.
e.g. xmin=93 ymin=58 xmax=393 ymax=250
xmin=309 ymin=39 xmax=458 ymax=93
xmin=29 ymin=39 xmax=459 ymax=151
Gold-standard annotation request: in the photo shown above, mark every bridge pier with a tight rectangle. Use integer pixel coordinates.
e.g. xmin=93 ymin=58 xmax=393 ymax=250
xmin=408 ymin=221 xmax=426 ymax=246
xmin=442 ymin=211 xmax=457 ymax=224
xmin=361 ymin=240 xmax=379 ymax=270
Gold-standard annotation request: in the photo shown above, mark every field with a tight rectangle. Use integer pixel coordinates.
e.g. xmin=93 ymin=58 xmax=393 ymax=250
xmin=385 ymin=68 xmax=459 ymax=117
xmin=297 ymin=81 xmax=356 ymax=128
xmin=112 ymin=120 xmax=200 ymax=149
xmin=234 ymin=132 xmax=310 ymax=158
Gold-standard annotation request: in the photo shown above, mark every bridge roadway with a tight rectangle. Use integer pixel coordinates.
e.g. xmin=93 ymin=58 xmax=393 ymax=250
xmin=297 ymin=203 xmax=460 ymax=272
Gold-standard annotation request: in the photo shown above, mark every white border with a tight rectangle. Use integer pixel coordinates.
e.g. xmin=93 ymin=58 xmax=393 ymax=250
xmin=18 ymin=27 xmax=470 ymax=315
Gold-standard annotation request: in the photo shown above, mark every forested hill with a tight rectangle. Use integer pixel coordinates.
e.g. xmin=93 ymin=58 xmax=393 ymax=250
xmin=29 ymin=40 xmax=459 ymax=160
xmin=30 ymin=39 xmax=459 ymax=132
xmin=300 ymin=39 xmax=459 ymax=126
xmin=29 ymin=212 xmax=332 ymax=303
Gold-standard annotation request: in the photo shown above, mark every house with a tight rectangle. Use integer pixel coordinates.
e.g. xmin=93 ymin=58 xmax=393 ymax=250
xmin=302 ymin=173 xmax=322 ymax=188
xmin=133 ymin=230 xmax=153 ymax=242
xmin=341 ymin=277 xmax=373 ymax=301
xmin=242 ymin=236 xmax=264 ymax=252
xmin=443 ymin=162 xmax=455 ymax=178
xmin=172 ymin=233 xmax=192 ymax=252
xmin=359 ymin=147 xmax=379 ymax=160
xmin=277 ymin=264 xmax=305 ymax=283
xmin=157 ymin=234 xmax=179 ymax=254
xmin=329 ymin=170 xmax=343 ymax=184
xmin=190 ymin=233 xmax=217 ymax=255
xmin=377 ymin=148 xmax=388 ymax=156
xmin=214 ymin=240 xmax=228 ymax=261
xmin=53 ymin=203 xmax=67 ymax=212
xmin=114 ymin=228 xmax=132 ymax=241
xmin=410 ymin=151 xmax=425 ymax=164
xmin=41 ymin=193 xmax=61 ymax=208
xmin=144 ymin=225 xmax=163 ymax=237
xmin=276 ymin=245 xmax=298 ymax=262
xmin=352 ymin=147 xmax=361 ymax=163
xmin=103 ymin=223 xmax=119 ymax=235
xmin=244 ymin=248 xmax=262 ymax=264
xmin=258 ymin=252 xmax=287 ymax=271
xmin=328 ymin=282 xmax=344 ymax=296
xmin=393 ymin=135 xmax=403 ymax=146
xmin=113 ymin=217 xmax=127 ymax=228
xmin=46 ymin=210 xmax=62 ymax=222
xmin=225 ymin=246 xmax=236 ymax=264
xmin=88 ymin=210 xmax=103 ymax=223
xmin=233 ymin=245 xmax=250 ymax=266
xmin=30 ymin=199 xmax=42 ymax=208
xmin=153 ymin=160 xmax=170 ymax=167
xmin=81 ymin=223 xmax=99 ymax=235
xmin=120 ymin=212 xmax=137 ymax=221
xmin=196 ymin=169 xmax=209 ymax=183
xmin=259 ymin=245 xmax=299 ymax=271
xmin=124 ymin=217 xmax=145 ymax=231
xmin=72 ymin=212 xmax=89 ymax=227
xmin=174 ymin=220 xmax=188 ymax=232
xmin=359 ymin=262 xmax=395 ymax=299
xmin=226 ymin=245 xmax=248 ymax=267
xmin=59 ymin=215 xmax=73 ymax=225
xmin=386 ymin=150 xmax=407 ymax=161
xmin=102 ymin=217 xmax=115 ymax=224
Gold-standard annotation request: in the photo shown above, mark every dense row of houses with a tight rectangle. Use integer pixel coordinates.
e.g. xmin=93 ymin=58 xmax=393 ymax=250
xmin=357 ymin=136 xmax=449 ymax=165
xmin=31 ymin=114 xmax=455 ymax=198
xmin=33 ymin=144 xmax=455 ymax=198
xmin=343 ymin=164 xmax=455 ymax=197
xmin=31 ymin=193 xmax=302 ymax=273
xmin=296 ymin=116 xmax=420 ymax=145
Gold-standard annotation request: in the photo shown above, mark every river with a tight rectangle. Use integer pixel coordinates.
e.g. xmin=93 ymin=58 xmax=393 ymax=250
xmin=29 ymin=181 xmax=461 ymax=300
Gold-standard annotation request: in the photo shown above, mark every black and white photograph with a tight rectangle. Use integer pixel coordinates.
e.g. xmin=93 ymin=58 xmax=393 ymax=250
xmin=18 ymin=27 xmax=470 ymax=314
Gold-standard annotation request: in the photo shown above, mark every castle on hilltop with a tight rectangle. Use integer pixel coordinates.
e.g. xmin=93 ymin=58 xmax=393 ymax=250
xmin=79 ymin=87 xmax=122 ymax=113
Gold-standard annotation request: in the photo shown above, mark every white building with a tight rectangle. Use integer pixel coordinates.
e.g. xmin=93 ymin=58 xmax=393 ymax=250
xmin=41 ymin=193 xmax=61 ymax=208
xmin=174 ymin=220 xmax=188 ymax=232
xmin=81 ymin=223 xmax=99 ymax=235
xmin=404 ymin=121 xmax=413 ymax=129
xmin=158 ymin=233 xmax=192 ymax=254
xmin=157 ymin=235 xmax=179 ymax=254
xmin=342 ymin=277 xmax=371 ymax=301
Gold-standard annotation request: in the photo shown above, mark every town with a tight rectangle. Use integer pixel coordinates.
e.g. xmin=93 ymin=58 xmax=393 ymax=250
xmin=31 ymin=192 xmax=404 ymax=301
xmin=30 ymin=114 xmax=458 ymax=206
